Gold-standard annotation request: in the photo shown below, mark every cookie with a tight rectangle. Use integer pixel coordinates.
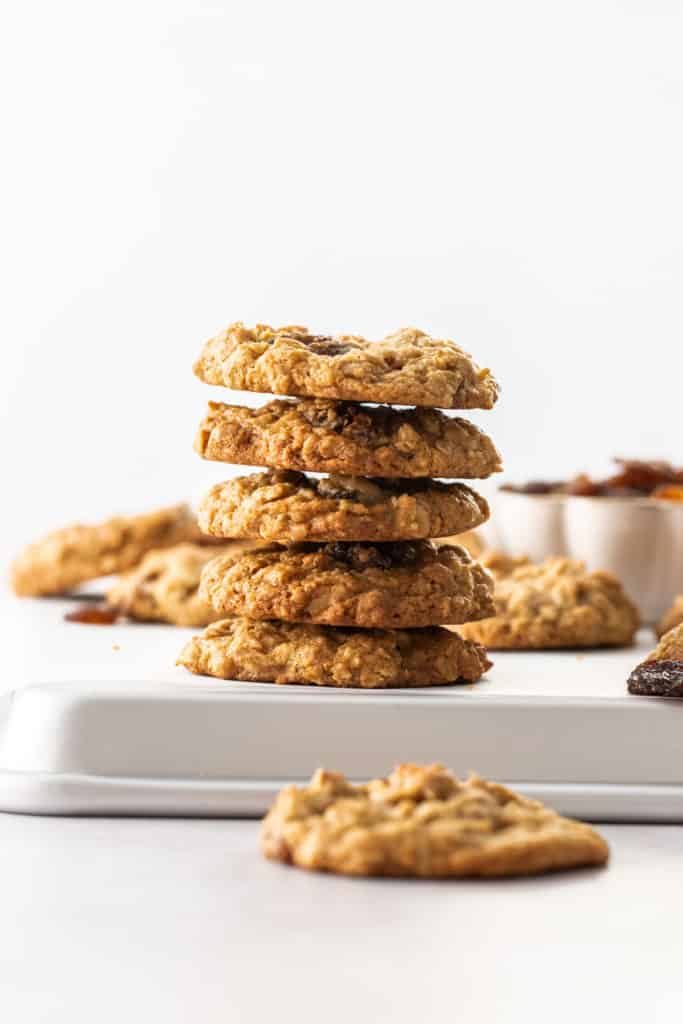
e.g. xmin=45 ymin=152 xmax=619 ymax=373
xmin=107 ymin=541 xmax=263 ymax=627
xmin=177 ymin=618 xmax=491 ymax=687
xmin=458 ymin=554 xmax=640 ymax=649
xmin=11 ymin=504 xmax=200 ymax=597
xmin=193 ymin=323 xmax=499 ymax=409
xmin=195 ymin=399 xmax=502 ymax=479
xmin=628 ymin=623 xmax=683 ymax=696
xmin=656 ymin=596 xmax=683 ymax=639
xmin=197 ymin=470 xmax=489 ymax=544
xmin=260 ymin=763 xmax=609 ymax=877
xmin=200 ymin=541 xmax=495 ymax=629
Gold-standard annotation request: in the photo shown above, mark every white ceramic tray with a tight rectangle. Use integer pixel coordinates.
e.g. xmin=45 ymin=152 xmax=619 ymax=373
xmin=1 ymin=600 xmax=682 ymax=822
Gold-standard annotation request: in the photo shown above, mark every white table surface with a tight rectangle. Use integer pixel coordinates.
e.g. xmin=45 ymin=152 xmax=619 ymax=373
xmin=1 ymin=816 xmax=681 ymax=1023
xmin=2 ymin=591 xmax=682 ymax=1021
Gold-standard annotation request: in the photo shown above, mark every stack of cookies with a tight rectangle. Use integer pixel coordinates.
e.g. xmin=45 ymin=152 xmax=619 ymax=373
xmin=178 ymin=323 xmax=502 ymax=689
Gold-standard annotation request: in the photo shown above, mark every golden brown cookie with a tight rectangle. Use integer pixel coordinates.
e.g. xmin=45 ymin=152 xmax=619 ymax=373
xmin=458 ymin=554 xmax=640 ymax=649
xmin=200 ymin=541 xmax=495 ymax=629
xmin=195 ymin=399 xmax=502 ymax=478
xmin=656 ymin=595 xmax=683 ymax=639
xmin=177 ymin=619 xmax=491 ymax=687
xmin=11 ymin=504 xmax=200 ymax=597
xmin=197 ymin=470 xmax=489 ymax=544
xmin=260 ymin=763 xmax=609 ymax=877
xmin=107 ymin=541 xmax=263 ymax=627
xmin=628 ymin=622 xmax=683 ymax=696
xmin=193 ymin=323 xmax=499 ymax=409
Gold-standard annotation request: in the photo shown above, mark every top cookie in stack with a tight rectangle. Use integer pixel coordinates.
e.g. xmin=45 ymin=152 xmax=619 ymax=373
xmin=178 ymin=323 xmax=502 ymax=689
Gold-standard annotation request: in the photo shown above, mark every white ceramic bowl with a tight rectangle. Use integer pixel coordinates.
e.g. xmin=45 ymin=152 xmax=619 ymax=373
xmin=483 ymin=491 xmax=683 ymax=624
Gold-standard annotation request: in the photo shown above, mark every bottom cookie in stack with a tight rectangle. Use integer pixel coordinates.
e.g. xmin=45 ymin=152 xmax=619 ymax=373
xmin=177 ymin=617 xmax=491 ymax=688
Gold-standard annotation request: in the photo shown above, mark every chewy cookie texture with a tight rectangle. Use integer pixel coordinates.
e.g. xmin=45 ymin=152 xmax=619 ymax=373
xmin=177 ymin=619 xmax=491 ymax=688
xmin=458 ymin=553 xmax=640 ymax=650
xmin=196 ymin=399 xmax=502 ymax=479
xmin=199 ymin=541 xmax=495 ymax=630
xmin=197 ymin=470 xmax=489 ymax=543
xmin=194 ymin=323 xmax=499 ymax=409
xmin=260 ymin=763 xmax=609 ymax=877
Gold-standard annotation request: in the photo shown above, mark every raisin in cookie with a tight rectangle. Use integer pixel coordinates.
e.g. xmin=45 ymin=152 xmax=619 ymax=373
xmin=199 ymin=541 xmax=495 ymax=629
xmin=193 ymin=323 xmax=499 ymax=409
xmin=628 ymin=622 xmax=683 ymax=696
xmin=107 ymin=541 xmax=262 ymax=627
xmin=177 ymin=619 xmax=491 ymax=687
xmin=656 ymin=595 xmax=683 ymax=639
xmin=195 ymin=399 xmax=502 ymax=479
xmin=197 ymin=470 xmax=489 ymax=543
xmin=11 ymin=504 xmax=200 ymax=597
xmin=458 ymin=554 xmax=639 ymax=649
xmin=260 ymin=763 xmax=609 ymax=877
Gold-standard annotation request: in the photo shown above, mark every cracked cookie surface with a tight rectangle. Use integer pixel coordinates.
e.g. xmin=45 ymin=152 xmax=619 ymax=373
xmin=177 ymin=619 xmax=491 ymax=687
xmin=193 ymin=323 xmax=499 ymax=409
xmin=197 ymin=470 xmax=489 ymax=543
xmin=107 ymin=541 xmax=263 ymax=627
xmin=200 ymin=541 xmax=495 ymax=628
xmin=458 ymin=554 xmax=640 ymax=649
xmin=260 ymin=763 xmax=609 ymax=877
xmin=195 ymin=399 xmax=502 ymax=478
xmin=11 ymin=504 xmax=200 ymax=597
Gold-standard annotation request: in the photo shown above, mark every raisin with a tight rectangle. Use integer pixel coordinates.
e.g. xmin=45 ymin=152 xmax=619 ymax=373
xmin=316 ymin=481 xmax=359 ymax=501
xmin=627 ymin=660 xmax=683 ymax=697
xmin=65 ymin=604 xmax=120 ymax=625
xmin=301 ymin=336 xmax=353 ymax=356
xmin=324 ymin=542 xmax=421 ymax=570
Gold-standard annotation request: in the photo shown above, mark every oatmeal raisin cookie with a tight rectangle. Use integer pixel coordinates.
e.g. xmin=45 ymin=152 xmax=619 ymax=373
xmin=260 ymin=763 xmax=609 ymax=877
xmin=193 ymin=323 xmax=499 ymax=409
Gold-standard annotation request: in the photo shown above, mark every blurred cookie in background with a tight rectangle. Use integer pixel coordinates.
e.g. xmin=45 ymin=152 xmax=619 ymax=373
xmin=11 ymin=504 xmax=201 ymax=598
xmin=458 ymin=553 xmax=640 ymax=650
xmin=656 ymin=595 xmax=683 ymax=639
xmin=108 ymin=540 xmax=265 ymax=627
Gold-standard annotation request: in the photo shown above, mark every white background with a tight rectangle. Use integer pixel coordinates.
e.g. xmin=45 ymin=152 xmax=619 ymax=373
xmin=2 ymin=0 xmax=683 ymax=565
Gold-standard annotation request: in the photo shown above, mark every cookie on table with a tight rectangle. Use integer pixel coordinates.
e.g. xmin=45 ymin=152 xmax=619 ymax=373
xmin=177 ymin=619 xmax=491 ymax=688
xmin=195 ymin=399 xmax=502 ymax=479
xmin=11 ymin=504 xmax=200 ymax=597
xmin=107 ymin=541 xmax=263 ymax=627
xmin=458 ymin=554 xmax=640 ymax=649
xmin=197 ymin=470 xmax=489 ymax=544
xmin=193 ymin=323 xmax=499 ymax=409
xmin=628 ymin=622 xmax=683 ymax=696
xmin=656 ymin=595 xmax=683 ymax=639
xmin=199 ymin=541 xmax=495 ymax=629
xmin=260 ymin=763 xmax=609 ymax=877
